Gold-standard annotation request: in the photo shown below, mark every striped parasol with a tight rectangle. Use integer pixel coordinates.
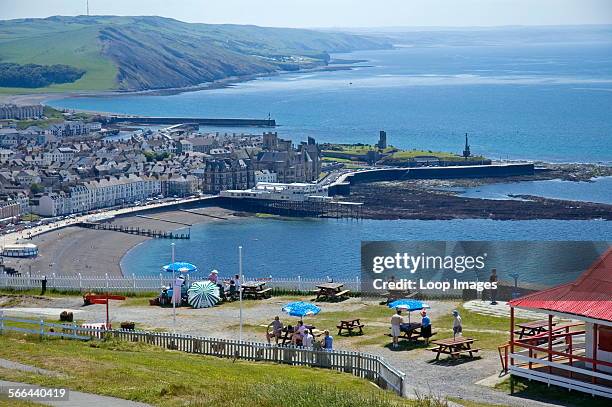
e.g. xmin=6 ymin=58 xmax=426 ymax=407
xmin=187 ymin=281 xmax=220 ymax=308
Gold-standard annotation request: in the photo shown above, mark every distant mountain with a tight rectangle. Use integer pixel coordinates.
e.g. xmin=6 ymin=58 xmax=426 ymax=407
xmin=0 ymin=16 xmax=391 ymax=92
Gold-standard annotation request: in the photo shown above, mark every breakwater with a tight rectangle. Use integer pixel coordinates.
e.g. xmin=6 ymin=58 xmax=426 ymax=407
xmin=329 ymin=163 xmax=535 ymax=195
xmin=108 ymin=116 xmax=276 ymax=127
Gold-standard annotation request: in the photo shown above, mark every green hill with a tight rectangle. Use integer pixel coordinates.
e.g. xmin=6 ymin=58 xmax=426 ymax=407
xmin=0 ymin=16 xmax=391 ymax=92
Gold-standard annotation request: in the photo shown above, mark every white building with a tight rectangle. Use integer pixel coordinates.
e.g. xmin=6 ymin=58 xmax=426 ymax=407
xmin=0 ymin=148 xmax=14 ymax=162
xmin=221 ymin=182 xmax=328 ymax=202
xmin=254 ymin=170 xmax=277 ymax=184
xmin=33 ymin=175 xmax=163 ymax=216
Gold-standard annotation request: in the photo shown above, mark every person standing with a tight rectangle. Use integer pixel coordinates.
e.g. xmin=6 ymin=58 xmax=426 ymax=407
xmin=266 ymin=316 xmax=283 ymax=344
xmin=489 ymin=268 xmax=498 ymax=305
xmin=452 ymin=310 xmax=463 ymax=339
xmin=391 ymin=309 xmax=403 ymax=348
xmin=420 ymin=310 xmax=432 ymax=345
xmin=302 ymin=329 xmax=314 ymax=348
xmin=234 ymin=274 xmax=242 ymax=291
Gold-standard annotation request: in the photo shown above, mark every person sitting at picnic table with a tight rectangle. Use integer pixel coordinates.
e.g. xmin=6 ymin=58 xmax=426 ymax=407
xmin=302 ymin=329 xmax=314 ymax=348
xmin=291 ymin=321 xmax=307 ymax=345
xmin=390 ymin=309 xmax=403 ymax=348
xmin=228 ymin=279 xmax=237 ymax=300
xmin=266 ymin=316 xmax=284 ymax=344
xmin=208 ymin=270 xmax=226 ymax=299
xmin=208 ymin=270 xmax=219 ymax=284
xmin=452 ymin=309 xmax=463 ymax=338
xmin=420 ymin=310 xmax=432 ymax=344
xmin=322 ymin=330 xmax=333 ymax=350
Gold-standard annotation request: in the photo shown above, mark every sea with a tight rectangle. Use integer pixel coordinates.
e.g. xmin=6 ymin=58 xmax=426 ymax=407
xmin=50 ymin=38 xmax=612 ymax=283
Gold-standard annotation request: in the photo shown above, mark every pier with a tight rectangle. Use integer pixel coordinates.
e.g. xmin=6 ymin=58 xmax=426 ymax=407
xmin=218 ymin=198 xmax=363 ymax=219
xmin=108 ymin=116 xmax=276 ymax=127
xmin=76 ymin=222 xmax=190 ymax=239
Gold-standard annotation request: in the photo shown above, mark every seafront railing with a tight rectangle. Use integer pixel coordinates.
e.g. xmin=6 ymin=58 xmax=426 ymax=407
xmin=0 ymin=272 xmax=362 ymax=294
xmin=0 ymin=313 xmax=405 ymax=397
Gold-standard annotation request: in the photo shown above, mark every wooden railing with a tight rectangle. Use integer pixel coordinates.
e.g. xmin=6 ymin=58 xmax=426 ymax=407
xmin=0 ymin=314 xmax=405 ymax=397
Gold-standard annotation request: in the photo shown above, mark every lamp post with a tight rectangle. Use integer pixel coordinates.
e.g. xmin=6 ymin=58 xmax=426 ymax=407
xmin=171 ymin=242 xmax=176 ymax=335
xmin=239 ymin=245 xmax=243 ymax=342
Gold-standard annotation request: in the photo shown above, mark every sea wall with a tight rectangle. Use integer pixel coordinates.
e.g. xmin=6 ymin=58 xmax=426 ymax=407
xmin=328 ymin=163 xmax=535 ymax=196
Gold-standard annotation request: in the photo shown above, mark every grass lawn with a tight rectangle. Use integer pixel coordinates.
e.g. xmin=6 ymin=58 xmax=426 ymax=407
xmin=495 ymin=377 xmax=609 ymax=407
xmin=0 ymin=333 xmax=424 ymax=407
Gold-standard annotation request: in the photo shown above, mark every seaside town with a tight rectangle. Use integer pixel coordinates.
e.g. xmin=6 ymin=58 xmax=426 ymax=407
xmin=0 ymin=101 xmax=610 ymax=407
xmin=0 ymin=4 xmax=611 ymax=406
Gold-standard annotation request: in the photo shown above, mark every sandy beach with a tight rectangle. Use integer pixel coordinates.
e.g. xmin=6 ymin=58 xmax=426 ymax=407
xmin=3 ymin=206 xmax=236 ymax=277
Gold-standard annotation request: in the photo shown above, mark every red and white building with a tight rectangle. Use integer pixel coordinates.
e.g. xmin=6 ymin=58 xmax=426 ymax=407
xmin=506 ymin=248 xmax=612 ymax=398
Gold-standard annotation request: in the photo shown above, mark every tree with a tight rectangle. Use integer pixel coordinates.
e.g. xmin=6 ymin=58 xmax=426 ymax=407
xmin=30 ymin=183 xmax=44 ymax=194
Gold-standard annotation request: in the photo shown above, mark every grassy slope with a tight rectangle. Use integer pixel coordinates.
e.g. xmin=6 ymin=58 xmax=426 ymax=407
xmin=0 ymin=16 xmax=390 ymax=93
xmin=0 ymin=25 xmax=117 ymax=93
xmin=0 ymin=333 xmax=415 ymax=407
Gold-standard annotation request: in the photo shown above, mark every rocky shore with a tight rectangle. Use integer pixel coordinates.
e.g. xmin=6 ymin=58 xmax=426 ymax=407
xmin=349 ymin=180 xmax=612 ymax=220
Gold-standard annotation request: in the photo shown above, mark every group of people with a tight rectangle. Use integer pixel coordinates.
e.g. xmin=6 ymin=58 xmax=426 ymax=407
xmin=208 ymin=270 xmax=242 ymax=301
xmin=266 ymin=316 xmax=333 ymax=350
xmin=390 ymin=308 xmax=463 ymax=348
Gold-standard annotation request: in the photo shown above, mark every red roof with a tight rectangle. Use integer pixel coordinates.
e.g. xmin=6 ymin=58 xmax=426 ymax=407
xmin=509 ymin=247 xmax=612 ymax=322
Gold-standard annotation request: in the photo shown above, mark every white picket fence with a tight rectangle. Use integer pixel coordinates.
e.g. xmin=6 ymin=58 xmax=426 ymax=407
xmin=0 ymin=272 xmax=361 ymax=294
xmin=0 ymin=314 xmax=405 ymax=396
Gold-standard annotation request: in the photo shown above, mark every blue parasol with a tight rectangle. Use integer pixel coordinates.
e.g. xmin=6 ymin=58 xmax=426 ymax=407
xmin=388 ymin=299 xmax=430 ymax=311
xmin=282 ymin=301 xmax=321 ymax=319
xmin=388 ymin=299 xmax=430 ymax=323
xmin=163 ymin=262 xmax=198 ymax=273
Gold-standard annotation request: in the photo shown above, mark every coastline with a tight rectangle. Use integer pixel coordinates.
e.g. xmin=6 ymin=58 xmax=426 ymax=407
xmin=2 ymin=207 xmax=237 ymax=278
xmin=0 ymin=61 xmax=367 ymax=108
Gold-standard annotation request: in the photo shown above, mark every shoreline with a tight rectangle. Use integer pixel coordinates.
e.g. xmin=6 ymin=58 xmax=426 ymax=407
xmin=2 ymin=206 xmax=237 ymax=278
xmin=0 ymin=62 xmax=365 ymax=108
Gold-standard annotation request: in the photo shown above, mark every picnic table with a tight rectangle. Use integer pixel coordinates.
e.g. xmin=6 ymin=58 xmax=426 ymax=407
xmin=515 ymin=320 xmax=557 ymax=339
xmin=241 ymin=281 xmax=272 ymax=299
xmin=313 ymin=283 xmax=350 ymax=301
xmin=429 ymin=337 xmax=480 ymax=360
xmin=337 ymin=318 xmax=364 ymax=335
xmin=278 ymin=324 xmax=318 ymax=345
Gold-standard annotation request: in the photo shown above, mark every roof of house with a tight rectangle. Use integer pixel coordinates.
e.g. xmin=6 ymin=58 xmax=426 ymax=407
xmin=509 ymin=248 xmax=612 ymax=322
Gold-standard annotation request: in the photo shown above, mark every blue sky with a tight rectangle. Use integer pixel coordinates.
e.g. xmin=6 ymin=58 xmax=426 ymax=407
xmin=1 ymin=0 xmax=611 ymax=27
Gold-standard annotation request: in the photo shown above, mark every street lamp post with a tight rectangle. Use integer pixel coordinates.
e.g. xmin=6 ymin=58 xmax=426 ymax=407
xmin=239 ymin=245 xmax=243 ymax=342
xmin=171 ymin=242 xmax=176 ymax=335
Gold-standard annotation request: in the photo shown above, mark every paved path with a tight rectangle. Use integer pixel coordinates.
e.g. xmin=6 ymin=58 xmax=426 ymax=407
xmin=464 ymin=300 xmax=549 ymax=319
xmin=0 ymin=380 xmax=151 ymax=407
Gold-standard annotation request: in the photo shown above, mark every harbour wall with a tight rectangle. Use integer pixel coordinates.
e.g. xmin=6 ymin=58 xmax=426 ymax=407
xmin=108 ymin=117 xmax=276 ymax=127
xmin=328 ymin=163 xmax=535 ymax=196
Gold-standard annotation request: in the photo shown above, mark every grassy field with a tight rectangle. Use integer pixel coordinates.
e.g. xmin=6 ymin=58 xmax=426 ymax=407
xmin=0 ymin=333 xmax=427 ymax=407
xmin=0 ymin=26 xmax=118 ymax=93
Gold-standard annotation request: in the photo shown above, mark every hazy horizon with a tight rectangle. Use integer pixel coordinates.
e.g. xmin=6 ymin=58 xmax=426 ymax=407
xmin=1 ymin=0 xmax=611 ymax=28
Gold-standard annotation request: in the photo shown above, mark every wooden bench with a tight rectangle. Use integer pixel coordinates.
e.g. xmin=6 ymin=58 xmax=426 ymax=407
xmin=336 ymin=290 xmax=350 ymax=298
xmin=256 ymin=288 xmax=272 ymax=299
